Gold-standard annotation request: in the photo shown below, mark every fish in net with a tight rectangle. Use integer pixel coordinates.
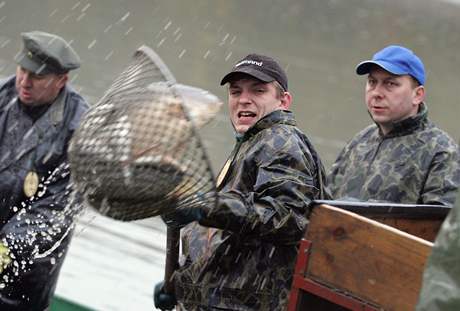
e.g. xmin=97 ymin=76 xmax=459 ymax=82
xmin=68 ymin=45 xmax=222 ymax=221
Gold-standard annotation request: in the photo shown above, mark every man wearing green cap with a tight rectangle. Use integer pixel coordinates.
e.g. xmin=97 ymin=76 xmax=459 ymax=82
xmin=328 ymin=45 xmax=459 ymax=206
xmin=0 ymin=31 xmax=88 ymax=311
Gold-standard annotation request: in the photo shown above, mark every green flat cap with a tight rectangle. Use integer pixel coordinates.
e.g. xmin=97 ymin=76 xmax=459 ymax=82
xmin=15 ymin=31 xmax=80 ymax=75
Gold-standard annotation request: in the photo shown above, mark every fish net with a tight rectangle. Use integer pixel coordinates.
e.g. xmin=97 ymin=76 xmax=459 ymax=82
xmin=68 ymin=46 xmax=218 ymax=221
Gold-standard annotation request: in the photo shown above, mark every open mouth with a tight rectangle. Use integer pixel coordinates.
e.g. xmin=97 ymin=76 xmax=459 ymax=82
xmin=238 ymin=111 xmax=256 ymax=118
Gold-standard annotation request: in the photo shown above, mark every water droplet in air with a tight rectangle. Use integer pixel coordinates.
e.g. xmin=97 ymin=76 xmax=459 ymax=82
xmin=88 ymin=40 xmax=97 ymax=49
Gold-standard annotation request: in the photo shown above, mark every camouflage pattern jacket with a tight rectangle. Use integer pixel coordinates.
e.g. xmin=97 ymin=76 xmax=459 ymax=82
xmin=416 ymin=189 xmax=460 ymax=311
xmin=0 ymin=76 xmax=88 ymax=311
xmin=175 ymin=110 xmax=328 ymax=310
xmin=328 ymin=103 xmax=459 ymax=206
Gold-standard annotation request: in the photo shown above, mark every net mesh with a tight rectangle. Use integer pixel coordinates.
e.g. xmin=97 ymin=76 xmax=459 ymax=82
xmin=68 ymin=46 xmax=218 ymax=221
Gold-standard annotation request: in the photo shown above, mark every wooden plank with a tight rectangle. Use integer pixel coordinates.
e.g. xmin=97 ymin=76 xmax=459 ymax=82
xmin=311 ymin=200 xmax=448 ymax=242
xmin=372 ymin=217 xmax=443 ymax=242
xmin=305 ymin=204 xmax=433 ymax=311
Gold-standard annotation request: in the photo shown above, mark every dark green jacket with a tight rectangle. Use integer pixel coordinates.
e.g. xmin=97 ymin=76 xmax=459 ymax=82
xmin=328 ymin=103 xmax=459 ymax=205
xmin=416 ymin=189 xmax=460 ymax=311
xmin=175 ymin=110 xmax=328 ymax=310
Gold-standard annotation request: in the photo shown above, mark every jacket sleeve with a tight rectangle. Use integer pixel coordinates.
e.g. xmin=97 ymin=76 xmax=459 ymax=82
xmin=416 ymin=189 xmax=460 ymax=311
xmin=0 ymin=163 xmax=81 ymax=268
xmin=421 ymin=146 xmax=460 ymax=206
xmin=200 ymin=136 xmax=321 ymax=245
xmin=327 ymin=143 xmax=350 ymax=197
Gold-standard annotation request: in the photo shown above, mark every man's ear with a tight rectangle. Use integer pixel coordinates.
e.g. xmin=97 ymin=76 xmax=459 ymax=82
xmin=413 ymin=85 xmax=425 ymax=106
xmin=280 ymin=91 xmax=292 ymax=110
xmin=57 ymin=73 xmax=69 ymax=89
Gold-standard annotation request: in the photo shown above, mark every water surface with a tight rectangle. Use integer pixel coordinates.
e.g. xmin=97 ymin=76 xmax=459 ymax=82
xmin=0 ymin=1 xmax=458 ymax=310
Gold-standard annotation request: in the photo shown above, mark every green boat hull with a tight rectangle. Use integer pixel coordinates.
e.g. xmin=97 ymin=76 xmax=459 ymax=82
xmin=50 ymin=296 xmax=95 ymax=311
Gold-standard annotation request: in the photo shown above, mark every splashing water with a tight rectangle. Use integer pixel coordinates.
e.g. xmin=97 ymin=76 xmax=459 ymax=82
xmin=119 ymin=12 xmax=130 ymax=23
xmin=81 ymin=3 xmax=91 ymax=13
xmin=87 ymin=39 xmax=97 ymax=49
xmin=0 ymin=164 xmax=85 ymax=289
xmin=71 ymin=2 xmax=81 ymax=10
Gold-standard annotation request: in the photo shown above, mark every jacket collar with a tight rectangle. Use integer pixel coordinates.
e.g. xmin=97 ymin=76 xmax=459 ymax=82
xmin=5 ymin=87 xmax=67 ymax=168
xmin=47 ymin=87 xmax=66 ymax=125
xmin=377 ymin=102 xmax=428 ymax=138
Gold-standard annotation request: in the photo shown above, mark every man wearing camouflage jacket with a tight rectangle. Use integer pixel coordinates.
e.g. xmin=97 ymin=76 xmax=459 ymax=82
xmin=328 ymin=45 xmax=459 ymax=206
xmin=155 ymin=54 xmax=329 ymax=310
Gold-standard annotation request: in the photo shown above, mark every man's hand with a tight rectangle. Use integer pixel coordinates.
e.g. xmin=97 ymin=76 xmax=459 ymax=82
xmin=154 ymin=281 xmax=177 ymax=310
xmin=0 ymin=243 xmax=12 ymax=273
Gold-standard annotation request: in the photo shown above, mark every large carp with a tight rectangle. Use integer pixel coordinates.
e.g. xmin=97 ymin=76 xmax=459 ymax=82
xmin=69 ymin=81 xmax=222 ymax=220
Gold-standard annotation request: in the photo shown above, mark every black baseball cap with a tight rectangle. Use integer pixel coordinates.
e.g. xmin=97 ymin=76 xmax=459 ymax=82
xmin=220 ymin=53 xmax=288 ymax=91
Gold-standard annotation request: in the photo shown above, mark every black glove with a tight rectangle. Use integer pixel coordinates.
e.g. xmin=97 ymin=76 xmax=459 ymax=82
xmin=161 ymin=206 xmax=205 ymax=229
xmin=154 ymin=281 xmax=177 ymax=310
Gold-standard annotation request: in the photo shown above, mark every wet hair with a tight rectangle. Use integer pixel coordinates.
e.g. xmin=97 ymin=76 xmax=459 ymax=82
xmin=272 ymin=80 xmax=286 ymax=99
xmin=410 ymin=76 xmax=421 ymax=88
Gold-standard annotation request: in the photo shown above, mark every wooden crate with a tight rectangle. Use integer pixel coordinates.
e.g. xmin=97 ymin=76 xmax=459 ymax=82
xmin=287 ymin=203 xmax=446 ymax=311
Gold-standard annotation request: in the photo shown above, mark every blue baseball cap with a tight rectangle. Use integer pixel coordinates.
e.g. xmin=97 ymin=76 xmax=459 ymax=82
xmin=355 ymin=45 xmax=425 ymax=85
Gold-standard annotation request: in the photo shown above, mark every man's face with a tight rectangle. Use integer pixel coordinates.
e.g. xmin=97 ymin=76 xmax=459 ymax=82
xmin=228 ymin=77 xmax=291 ymax=134
xmin=365 ymin=66 xmax=425 ymax=134
xmin=15 ymin=66 xmax=67 ymax=106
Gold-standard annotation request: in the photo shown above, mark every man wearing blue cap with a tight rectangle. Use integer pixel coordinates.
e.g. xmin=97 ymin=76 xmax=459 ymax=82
xmin=0 ymin=31 xmax=88 ymax=310
xmin=328 ymin=45 xmax=459 ymax=206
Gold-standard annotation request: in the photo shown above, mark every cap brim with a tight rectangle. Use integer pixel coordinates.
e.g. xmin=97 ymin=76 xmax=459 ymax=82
xmin=15 ymin=51 xmax=54 ymax=75
xmin=220 ymin=67 xmax=274 ymax=85
xmin=356 ymin=60 xmax=408 ymax=76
